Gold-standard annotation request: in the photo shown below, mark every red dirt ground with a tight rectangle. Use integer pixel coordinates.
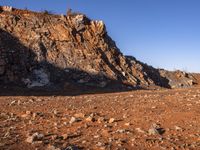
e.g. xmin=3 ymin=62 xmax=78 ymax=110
xmin=1 ymin=80 xmax=200 ymax=150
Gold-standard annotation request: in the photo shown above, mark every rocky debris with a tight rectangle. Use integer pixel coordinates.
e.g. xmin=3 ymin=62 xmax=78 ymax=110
xmin=26 ymin=132 xmax=44 ymax=143
xmin=21 ymin=111 xmax=32 ymax=118
xmin=174 ymin=126 xmax=183 ymax=131
xmin=159 ymin=70 xmax=197 ymax=88
xmin=148 ymin=123 xmax=165 ymax=135
xmin=85 ymin=115 xmax=95 ymax=122
xmin=85 ymin=113 xmax=96 ymax=122
xmin=69 ymin=117 xmax=80 ymax=124
xmin=0 ymin=7 xmax=197 ymax=90
xmin=47 ymin=145 xmax=61 ymax=150
xmin=135 ymin=128 xmax=146 ymax=134
xmin=64 ymin=145 xmax=80 ymax=150
xmin=97 ymin=117 xmax=106 ymax=123
xmin=1 ymin=87 xmax=200 ymax=149
xmin=124 ymin=122 xmax=131 ymax=126
xmin=74 ymin=113 xmax=85 ymax=118
xmin=61 ymin=134 xmax=68 ymax=140
xmin=108 ymin=118 xmax=116 ymax=123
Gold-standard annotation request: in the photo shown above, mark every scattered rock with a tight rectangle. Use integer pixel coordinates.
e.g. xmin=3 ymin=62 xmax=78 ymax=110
xmin=174 ymin=126 xmax=183 ymax=131
xmin=85 ymin=116 xmax=95 ymax=122
xmin=64 ymin=145 xmax=80 ymax=150
xmin=21 ymin=111 xmax=32 ymax=118
xmin=47 ymin=145 xmax=61 ymax=150
xmin=124 ymin=122 xmax=131 ymax=126
xmin=135 ymin=128 xmax=146 ymax=133
xmin=69 ymin=117 xmax=80 ymax=124
xmin=32 ymin=112 xmax=44 ymax=119
xmin=116 ymin=129 xmax=127 ymax=134
xmin=74 ymin=113 xmax=85 ymax=118
xmin=62 ymin=134 xmax=68 ymax=140
xmin=53 ymin=110 xmax=59 ymax=115
xmin=26 ymin=132 xmax=44 ymax=143
xmin=109 ymin=118 xmax=115 ymax=123
xmin=98 ymin=117 xmax=106 ymax=123
xmin=10 ymin=100 xmax=16 ymax=106
xmin=96 ymin=142 xmax=105 ymax=147
xmin=148 ymin=123 xmax=165 ymax=135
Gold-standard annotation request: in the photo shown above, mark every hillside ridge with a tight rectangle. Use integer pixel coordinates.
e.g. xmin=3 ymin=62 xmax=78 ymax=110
xmin=0 ymin=6 xmax=197 ymax=90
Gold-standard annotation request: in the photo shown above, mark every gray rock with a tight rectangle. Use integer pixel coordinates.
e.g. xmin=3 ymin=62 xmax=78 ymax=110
xmin=26 ymin=132 xmax=44 ymax=143
xmin=148 ymin=123 xmax=165 ymax=135
xmin=64 ymin=145 xmax=80 ymax=150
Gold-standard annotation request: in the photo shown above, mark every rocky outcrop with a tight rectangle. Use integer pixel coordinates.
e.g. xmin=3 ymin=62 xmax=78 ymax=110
xmin=0 ymin=7 xmax=197 ymax=89
xmin=159 ymin=70 xmax=197 ymax=88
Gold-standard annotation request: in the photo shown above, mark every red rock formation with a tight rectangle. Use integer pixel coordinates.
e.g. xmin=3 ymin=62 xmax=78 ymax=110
xmin=0 ymin=7 xmax=196 ymax=89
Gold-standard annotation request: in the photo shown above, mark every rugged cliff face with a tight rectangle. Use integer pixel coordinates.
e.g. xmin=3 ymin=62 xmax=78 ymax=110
xmin=0 ymin=7 xmax=197 ymax=89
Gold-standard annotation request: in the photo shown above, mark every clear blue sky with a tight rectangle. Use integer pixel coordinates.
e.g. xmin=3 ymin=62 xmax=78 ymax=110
xmin=1 ymin=0 xmax=200 ymax=72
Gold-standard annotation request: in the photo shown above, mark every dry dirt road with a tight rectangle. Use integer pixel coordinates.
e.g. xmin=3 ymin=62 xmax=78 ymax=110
xmin=1 ymin=86 xmax=200 ymax=150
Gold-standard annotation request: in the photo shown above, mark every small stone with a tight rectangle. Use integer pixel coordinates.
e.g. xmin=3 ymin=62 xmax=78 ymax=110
xmin=85 ymin=116 xmax=95 ymax=122
xmin=82 ymin=140 xmax=87 ymax=144
xmin=21 ymin=114 xmax=28 ymax=118
xmin=43 ymin=140 xmax=50 ymax=144
xmin=62 ymin=134 xmax=68 ymax=140
xmin=36 ymin=98 xmax=43 ymax=102
xmin=21 ymin=111 xmax=32 ymax=118
xmin=116 ymin=129 xmax=127 ymax=134
xmin=94 ymin=135 xmax=100 ymax=139
xmin=26 ymin=132 xmax=44 ymax=143
xmin=53 ymin=110 xmax=58 ymax=115
xmin=74 ymin=113 xmax=85 ymax=118
xmin=69 ymin=117 xmax=78 ymax=124
xmin=148 ymin=123 xmax=165 ymax=135
xmin=26 ymin=111 xmax=32 ymax=115
xmin=10 ymin=100 xmax=16 ymax=105
xmin=123 ymin=114 xmax=128 ymax=119
xmin=124 ymin=122 xmax=131 ymax=126
xmin=98 ymin=117 xmax=105 ymax=123
xmin=135 ymin=128 xmax=145 ymax=133
xmin=64 ymin=145 xmax=80 ymax=150
xmin=109 ymin=118 xmax=115 ymax=123
xmin=29 ymin=98 xmax=34 ymax=103
xmin=17 ymin=100 xmax=21 ymax=105
xmin=51 ymin=135 xmax=58 ymax=140
xmin=174 ymin=126 xmax=182 ymax=131
xmin=148 ymin=128 xmax=159 ymax=135
xmin=26 ymin=136 xmax=34 ymax=143
xmin=32 ymin=113 xmax=37 ymax=119
xmin=84 ymin=124 xmax=89 ymax=128
xmin=47 ymin=145 xmax=61 ymax=150
xmin=97 ymin=142 xmax=104 ymax=147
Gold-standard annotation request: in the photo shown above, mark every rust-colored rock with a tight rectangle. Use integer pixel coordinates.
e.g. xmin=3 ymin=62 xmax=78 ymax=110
xmin=0 ymin=7 xmax=197 ymax=89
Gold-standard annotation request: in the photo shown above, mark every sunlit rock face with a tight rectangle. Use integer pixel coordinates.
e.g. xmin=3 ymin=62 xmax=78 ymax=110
xmin=0 ymin=6 xmax=196 ymax=89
